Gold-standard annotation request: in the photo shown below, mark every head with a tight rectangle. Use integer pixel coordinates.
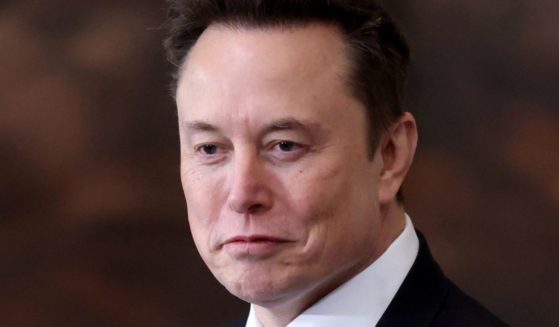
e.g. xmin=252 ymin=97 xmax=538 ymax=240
xmin=165 ymin=0 xmax=417 ymax=315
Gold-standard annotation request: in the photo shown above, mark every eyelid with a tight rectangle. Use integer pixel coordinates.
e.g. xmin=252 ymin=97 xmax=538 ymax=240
xmin=194 ymin=142 xmax=217 ymax=152
xmin=192 ymin=142 xmax=230 ymax=165
xmin=276 ymin=140 xmax=301 ymax=151
xmin=266 ymin=139 xmax=308 ymax=162
xmin=265 ymin=139 xmax=298 ymax=149
xmin=192 ymin=137 xmax=231 ymax=151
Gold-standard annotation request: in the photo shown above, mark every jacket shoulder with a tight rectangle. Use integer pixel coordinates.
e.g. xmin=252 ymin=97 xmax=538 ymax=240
xmin=431 ymin=280 xmax=508 ymax=327
xmin=377 ymin=230 xmax=508 ymax=327
xmin=226 ymin=315 xmax=248 ymax=327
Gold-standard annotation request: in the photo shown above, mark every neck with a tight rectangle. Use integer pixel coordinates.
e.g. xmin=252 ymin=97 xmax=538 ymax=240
xmin=253 ymin=202 xmax=407 ymax=327
xmin=376 ymin=202 xmax=407 ymax=258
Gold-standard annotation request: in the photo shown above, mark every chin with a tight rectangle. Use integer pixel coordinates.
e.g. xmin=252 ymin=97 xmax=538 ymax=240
xmin=224 ymin=279 xmax=285 ymax=304
xmin=217 ymin=265 xmax=302 ymax=304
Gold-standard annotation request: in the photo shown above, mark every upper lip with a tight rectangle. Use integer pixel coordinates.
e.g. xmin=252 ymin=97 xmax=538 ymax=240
xmin=223 ymin=235 xmax=292 ymax=244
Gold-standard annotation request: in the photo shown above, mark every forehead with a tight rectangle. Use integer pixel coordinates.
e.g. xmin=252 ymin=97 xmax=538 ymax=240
xmin=186 ymin=23 xmax=347 ymax=71
xmin=180 ymin=23 xmax=351 ymax=89
xmin=176 ymin=23 xmax=362 ymax=127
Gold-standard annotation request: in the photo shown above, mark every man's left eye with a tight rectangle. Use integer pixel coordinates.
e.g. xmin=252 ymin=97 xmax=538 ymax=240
xmin=276 ymin=141 xmax=298 ymax=152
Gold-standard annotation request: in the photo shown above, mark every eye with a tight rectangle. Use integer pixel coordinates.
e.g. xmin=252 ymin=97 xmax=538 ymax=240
xmin=193 ymin=143 xmax=228 ymax=164
xmin=267 ymin=140 xmax=307 ymax=162
xmin=276 ymin=141 xmax=298 ymax=152
xmin=194 ymin=143 xmax=225 ymax=160
xmin=200 ymin=144 xmax=218 ymax=155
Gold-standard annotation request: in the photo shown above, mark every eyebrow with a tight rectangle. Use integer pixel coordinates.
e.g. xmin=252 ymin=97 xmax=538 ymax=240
xmin=182 ymin=120 xmax=220 ymax=133
xmin=182 ymin=117 xmax=321 ymax=136
xmin=263 ymin=117 xmax=312 ymax=134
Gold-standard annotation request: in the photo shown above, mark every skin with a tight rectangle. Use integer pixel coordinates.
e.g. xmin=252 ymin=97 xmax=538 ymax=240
xmin=176 ymin=23 xmax=418 ymax=327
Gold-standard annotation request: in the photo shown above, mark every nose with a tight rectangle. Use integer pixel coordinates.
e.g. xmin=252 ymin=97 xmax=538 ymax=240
xmin=227 ymin=151 xmax=274 ymax=215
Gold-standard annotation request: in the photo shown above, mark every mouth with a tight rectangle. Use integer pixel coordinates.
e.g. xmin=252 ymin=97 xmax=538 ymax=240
xmin=222 ymin=235 xmax=293 ymax=258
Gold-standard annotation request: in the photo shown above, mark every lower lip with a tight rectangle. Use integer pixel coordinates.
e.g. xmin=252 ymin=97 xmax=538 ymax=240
xmin=223 ymin=240 xmax=289 ymax=257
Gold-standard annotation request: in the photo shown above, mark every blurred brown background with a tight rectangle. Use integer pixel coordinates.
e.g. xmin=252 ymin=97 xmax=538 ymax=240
xmin=1 ymin=0 xmax=558 ymax=326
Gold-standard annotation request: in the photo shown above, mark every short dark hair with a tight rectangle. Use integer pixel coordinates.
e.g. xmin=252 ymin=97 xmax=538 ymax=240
xmin=164 ymin=0 xmax=410 ymax=202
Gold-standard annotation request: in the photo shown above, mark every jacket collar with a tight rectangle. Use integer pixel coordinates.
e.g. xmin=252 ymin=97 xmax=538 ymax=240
xmin=376 ymin=230 xmax=449 ymax=327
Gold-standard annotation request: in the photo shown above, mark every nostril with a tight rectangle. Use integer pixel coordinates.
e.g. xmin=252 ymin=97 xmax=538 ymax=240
xmin=247 ymin=203 xmax=264 ymax=213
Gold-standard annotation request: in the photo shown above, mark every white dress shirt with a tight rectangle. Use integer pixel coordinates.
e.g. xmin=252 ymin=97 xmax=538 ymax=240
xmin=245 ymin=214 xmax=419 ymax=327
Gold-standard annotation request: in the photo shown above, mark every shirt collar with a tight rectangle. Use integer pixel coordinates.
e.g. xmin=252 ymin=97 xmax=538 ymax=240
xmin=246 ymin=214 xmax=419 ymax=327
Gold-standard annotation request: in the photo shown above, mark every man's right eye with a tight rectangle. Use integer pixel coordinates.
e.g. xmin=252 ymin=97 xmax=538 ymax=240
xmin=199 ymin=144 xmax=218 ymax=155
xmin=192 ymin=143 xmax=227 ymax=164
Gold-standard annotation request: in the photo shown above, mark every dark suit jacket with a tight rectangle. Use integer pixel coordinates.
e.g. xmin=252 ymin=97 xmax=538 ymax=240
xmin=229 ymin=232 xmax=508 ymax=326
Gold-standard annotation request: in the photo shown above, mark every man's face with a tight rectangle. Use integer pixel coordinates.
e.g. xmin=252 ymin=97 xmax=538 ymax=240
xmin=176 ymin=24 xmax=387 ymax=305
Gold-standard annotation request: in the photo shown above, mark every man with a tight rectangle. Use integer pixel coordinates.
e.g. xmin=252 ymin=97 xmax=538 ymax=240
xmin=164 ymin=1 xmax=507 ymax=326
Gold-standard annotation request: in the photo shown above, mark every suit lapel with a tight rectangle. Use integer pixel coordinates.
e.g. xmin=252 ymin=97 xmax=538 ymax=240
xmin=376 ymin=231 xmax=449 ymax=327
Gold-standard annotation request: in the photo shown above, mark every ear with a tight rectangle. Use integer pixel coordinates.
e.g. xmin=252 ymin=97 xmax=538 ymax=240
xmin=377 ymin=112 xmax=418 ymax=205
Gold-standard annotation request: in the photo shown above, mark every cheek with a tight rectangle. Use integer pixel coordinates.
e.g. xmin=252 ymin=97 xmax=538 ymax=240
xmin=181 ymin=165 xmax=226 ymax=240
xmin=283 ymin=163 xmax=353 ymax=241
xmin=182 ymin=163 xmax=223 ymax=207
xmin=287 ymin=158 xmax=376 ymax=245
xmin=289 ymin=161 xmax=351 ymax=214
